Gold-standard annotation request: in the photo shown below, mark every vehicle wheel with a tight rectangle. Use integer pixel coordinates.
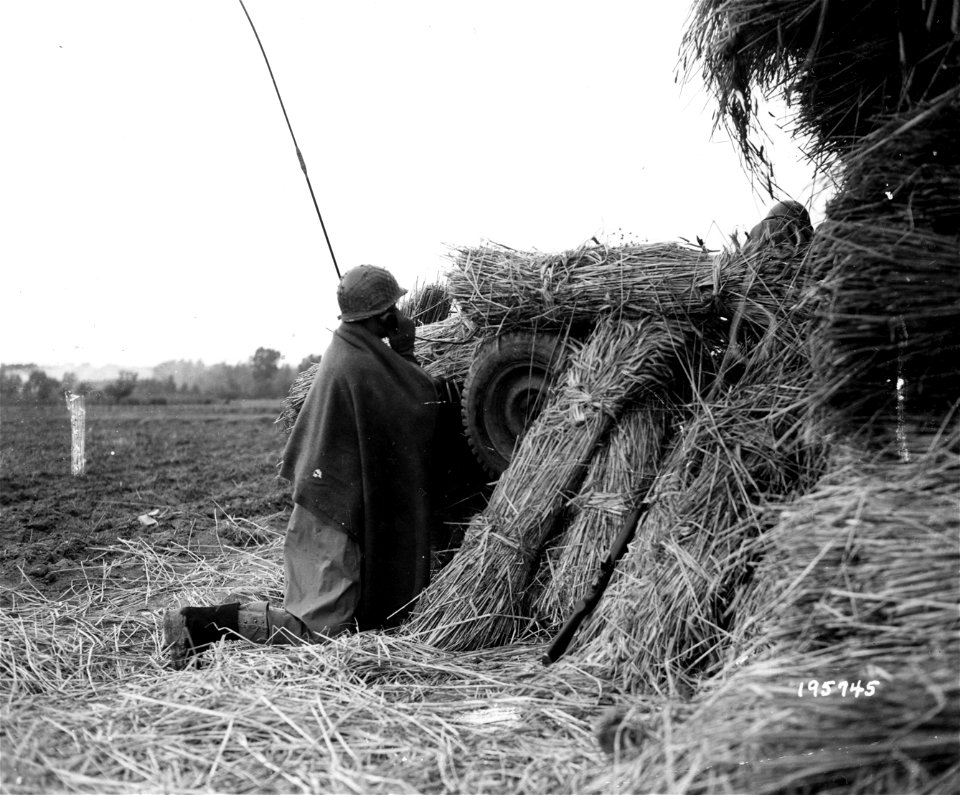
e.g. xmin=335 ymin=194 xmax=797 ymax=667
xmin=461 ymin=331 xmax=566 ymax=475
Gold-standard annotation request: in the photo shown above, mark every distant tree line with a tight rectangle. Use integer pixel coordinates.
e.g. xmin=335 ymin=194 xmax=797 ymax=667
xmin=0 ymin=350 xmax=321 ymax=405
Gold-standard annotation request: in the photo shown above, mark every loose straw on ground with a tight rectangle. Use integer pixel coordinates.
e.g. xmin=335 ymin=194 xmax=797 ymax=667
xmin=1 ymin=528 xmax=631 ymax=795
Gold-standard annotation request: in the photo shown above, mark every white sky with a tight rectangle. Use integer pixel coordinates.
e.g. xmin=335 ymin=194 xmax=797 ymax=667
xmin=1 ymin=1 xmax=831 ymax=369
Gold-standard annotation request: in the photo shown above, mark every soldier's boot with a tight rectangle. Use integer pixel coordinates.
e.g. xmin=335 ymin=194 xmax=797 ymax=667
xmin=162 ymin=603 xmax=241 ymax=669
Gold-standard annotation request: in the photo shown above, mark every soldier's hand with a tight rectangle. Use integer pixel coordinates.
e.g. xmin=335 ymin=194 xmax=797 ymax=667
xmin=387 ymin=311 xmax=416 ymax=358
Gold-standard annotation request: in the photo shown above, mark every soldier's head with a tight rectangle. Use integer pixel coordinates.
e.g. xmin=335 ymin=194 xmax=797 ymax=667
xmin=337 ymin=265 xmax=406 ymax=319
xmin=748 ymin=200 xmax=813 ymax=247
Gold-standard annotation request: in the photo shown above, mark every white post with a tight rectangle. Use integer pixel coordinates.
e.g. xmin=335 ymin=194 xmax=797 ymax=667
xmin=65 ymin=391 xmax=86 ymax=476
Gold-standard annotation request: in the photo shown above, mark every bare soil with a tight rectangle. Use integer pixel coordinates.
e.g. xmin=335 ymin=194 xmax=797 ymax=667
xmin=0 ymin=401 xmax=293 ymax=604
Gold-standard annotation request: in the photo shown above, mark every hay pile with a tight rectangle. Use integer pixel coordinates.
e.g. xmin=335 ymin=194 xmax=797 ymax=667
xmin=682 ymin=0 xmax=960 ymax=171
xmin=562 ymin=239 xmax=823 ymax=692
xmin=27 ymin=3 xmax=949 ymax=792
xmin=812 ymin=89 xmax=960 ymax=430
xmin=0 ymin=530 xmax=632 ymax=794
xmin=681 ymin=2 xmax=959 ymax=441
xmin=517 ymin=3 xmax=960 ymax=789
xmin=587 ymin=432 xmax=959 ymax=793
xmin=404 ymin=230 xmax=823 ymax=661
xmin=405 ymin=316 xmax=685 ymax=649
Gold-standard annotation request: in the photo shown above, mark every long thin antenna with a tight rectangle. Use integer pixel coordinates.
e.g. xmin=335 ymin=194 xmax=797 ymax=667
xmin=237 ymin=0 xmax=341 ymax=279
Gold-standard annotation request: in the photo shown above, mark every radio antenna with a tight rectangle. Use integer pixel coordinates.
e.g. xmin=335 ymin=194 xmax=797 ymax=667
xmin=237 ymin=0 xmax=341 ymax=279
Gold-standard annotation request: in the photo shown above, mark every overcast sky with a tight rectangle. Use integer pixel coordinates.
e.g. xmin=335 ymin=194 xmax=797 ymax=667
xmin=2 ymin=1 xmax=830 ymax=370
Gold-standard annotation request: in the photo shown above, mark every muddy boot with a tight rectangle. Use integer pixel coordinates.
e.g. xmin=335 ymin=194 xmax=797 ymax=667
xmin=162 ymin=603 xmax=240 ymax=669
xmin=236 ymin=601 xmax=314 ymax=645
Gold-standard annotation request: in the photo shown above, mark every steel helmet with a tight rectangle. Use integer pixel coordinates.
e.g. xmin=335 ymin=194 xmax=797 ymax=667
xmin=749 ymin=200 xmax=813 ymax=245
xmin=337 ymin=265 xmax=408 ymax=322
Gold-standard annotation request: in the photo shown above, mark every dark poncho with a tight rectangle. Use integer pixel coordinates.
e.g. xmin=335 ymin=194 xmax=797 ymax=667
xmin=279 ymin=322 xmax=438 ymax=630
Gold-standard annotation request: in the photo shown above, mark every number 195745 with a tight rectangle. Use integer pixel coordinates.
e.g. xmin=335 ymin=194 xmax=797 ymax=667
xmin=797 ymin=679 xmax=880 ymax=698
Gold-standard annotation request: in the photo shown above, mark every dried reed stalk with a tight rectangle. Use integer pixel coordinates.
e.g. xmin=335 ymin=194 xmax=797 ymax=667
xmin=529 ymin=402 xmax=671 ymax=628
xmin=399 ymin=280 xmax=452 ymax=327
xmin=413 ymin=311 xmax=483 ymax=382
xmin=446 ymin=241 xmax=717 ymax=329
xmin=404 ymin=316 xmax=687 ymax=650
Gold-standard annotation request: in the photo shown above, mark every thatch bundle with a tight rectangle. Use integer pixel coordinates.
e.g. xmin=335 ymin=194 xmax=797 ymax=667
xmin=810 ymin=89 xmax=960 ymax=429
xmin=398 ymin=280 xmax=452 ymax=327
xmin=276 ymin=362 xmax=320 ymax=433
xmin=570 ymin=339 xmax=823 ymax=691
xmin=412 ymin=311 xmax=483 ymax=382
xmin=407 ymin=231 xmax=823 ymax=657
xmin=682 ymin=0 xmax=960 ymax=170
xmin=529 ymin=403 xmax=671 ymax=628
xmin=526 ymin=235 xmax=821 ymax=690
xmin=404 ymin=316 xmax=686 ymax=649
xmin=586 ymin=433 xmax=959 ymax=794
xmin=446 ymin=241 xmax=717 ymax=330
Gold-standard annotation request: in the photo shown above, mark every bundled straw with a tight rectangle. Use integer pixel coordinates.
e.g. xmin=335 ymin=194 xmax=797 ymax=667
xmin=682 ymin=0 xmax=960 ymax=172
xmin=567 ymin=243 xmax=823 ymax=692
xmin=810 ymin=90 xmax=960 ymax=429
xmin=742 ymin=430 xmax=960 ymax=653
xmin=529 ymin=402 xmax=671 ymax=628
xmin=587 ymin=433 xmax=960 ymax=794
xmin=447 ymin=242 xmax=716 ymax=330
xmin=404 ymin=316 xmax=686 ymax=650
xmin=399 ymin=280 xmax=453 ymax=327
xmin=412 ymin=311 xmax=484 ymax=382
xmin=276 ymin=362 xmax=319 ymax=433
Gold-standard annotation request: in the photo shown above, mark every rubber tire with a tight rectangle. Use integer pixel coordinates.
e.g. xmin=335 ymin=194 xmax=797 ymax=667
xmin=462 ymin=331 xmax=565 ymax=475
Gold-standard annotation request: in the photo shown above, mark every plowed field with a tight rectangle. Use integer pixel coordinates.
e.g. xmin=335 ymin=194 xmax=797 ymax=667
xmin=0 ymin=401 xmax=292 ymax=602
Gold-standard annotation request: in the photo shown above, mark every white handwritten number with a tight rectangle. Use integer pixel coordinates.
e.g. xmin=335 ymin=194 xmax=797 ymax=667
xmin=798 ymin=679 xmax=881 ymax=697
